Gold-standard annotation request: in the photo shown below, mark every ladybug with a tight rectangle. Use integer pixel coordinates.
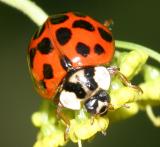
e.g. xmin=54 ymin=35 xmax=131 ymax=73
xmin=28 ymin=12 xmax=135 ymax=120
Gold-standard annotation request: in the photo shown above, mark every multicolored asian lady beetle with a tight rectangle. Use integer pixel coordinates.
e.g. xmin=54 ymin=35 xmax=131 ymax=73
xmin=27 ymin=12 xmax=139 ymax=126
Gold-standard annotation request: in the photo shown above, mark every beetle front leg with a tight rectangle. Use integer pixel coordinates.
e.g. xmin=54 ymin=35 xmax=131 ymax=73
xmin=57 ymin=103 xmax=70 ymax=141
xmin=107 ymin=66 xmax=143 ymax=93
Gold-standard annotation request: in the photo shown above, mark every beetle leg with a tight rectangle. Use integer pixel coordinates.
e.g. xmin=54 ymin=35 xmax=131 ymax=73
xmin=90 ymin=115 xmax=95 ymax=125
xmin=57 ymin=103 xmax=70 ymax=140
xmin=107 ymin=66 xmax=143 ymax=93
xmin=103 ymin=19 xmax=114 ymax=30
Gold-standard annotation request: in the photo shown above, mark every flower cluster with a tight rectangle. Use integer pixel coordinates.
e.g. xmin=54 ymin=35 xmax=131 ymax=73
xmin=32 ymin=49 xmax=160 ymax=147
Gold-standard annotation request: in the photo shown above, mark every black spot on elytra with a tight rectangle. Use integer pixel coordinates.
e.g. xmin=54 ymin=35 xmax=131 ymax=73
xmin=37 ymin=38 xmax=53 ymax=54
xmin=84 ymin=67 xmax=98 ymax=90
xmin=43 ymin=64 xmax=53 ymax=79
xmin=60 ymin=55 xmax=72 ymax=71
xmin=76 ymin=42 xmax=90 ymax=57
xmin=29 ymin=48 xmax=36 ymax=68
xmin=72 ymin=20 xmax=95 ymax=31
xmin=98 ymin=27 xmax=112 ymax=42
xmin=56 ymin=27 xmax=72 ymax=45
xmin=63 ymin=82 xmax=86 ymax=98
xmin=33 ymin=24 xmax=45 ymax=39
xmin=39 ymin=80 xmax=46 ymax=89
xmin=73 ymin=12 xmax=86 ymax=17
xmin=50 ymin=14 xmax=69 ymax=24
xmin=94 ymin=44 xmax=105 ymax=55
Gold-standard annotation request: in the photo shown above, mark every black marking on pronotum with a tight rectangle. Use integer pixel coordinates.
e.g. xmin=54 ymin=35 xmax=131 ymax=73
xmin=84 ymin=67 xmax=95 ymax=77
xmin=39 ymin=80 xmax=47 ymax=89
xmin=60 ymin=55 xmax=72 ymax=71
xmin=84 ymin=67 xmax=98 ymax=90
xmin=72 ymin=20 xmax=95 ymax=31
xmin=73 ymin=12 xmax=86 ymax=17
xmin=43 ymin=64 xmax=53 ymax=79
xmin=50 ymin=14 xmax=69 ymax=24
xmin=37 ymin=37 xmax=53 ymax=54
xmin=33 ymin=24 xmax=45 ymax=39
xmin=56 ymin=27 xmax=72 ymax=45
xmin=86 ymin=78 xmax=98 ymax=91
xmin=29 ymin=48 xmax=36 ymax=68
xmin=76 ymin=42 xmax=90 ymax=57
xmin=94 ymin=44 xmax=105 ymax=55
xmin=63 ymin=82 xmax=86 ymax=98
xmin=98 ymin=27 xmax=112 ymax=42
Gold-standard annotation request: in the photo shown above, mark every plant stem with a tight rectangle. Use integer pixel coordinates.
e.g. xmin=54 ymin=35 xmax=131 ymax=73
xmin=0 ymin=0 xmax=48 ymax=26
xmin=146 ymin=105 xmax=160 ymax=127
xmin=78 ymin=139 xmax=82 ymax=147
xmin=115 ymin=40 xmax=160 ymax=63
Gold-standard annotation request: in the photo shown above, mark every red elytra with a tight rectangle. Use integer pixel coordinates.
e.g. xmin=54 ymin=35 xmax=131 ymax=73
xmin=27 ymin=12 xmax=115 ymax=100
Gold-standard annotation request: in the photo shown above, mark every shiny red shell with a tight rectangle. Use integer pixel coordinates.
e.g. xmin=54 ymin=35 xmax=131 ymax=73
xmin=28 ymin=12 xmax=115 ymax=100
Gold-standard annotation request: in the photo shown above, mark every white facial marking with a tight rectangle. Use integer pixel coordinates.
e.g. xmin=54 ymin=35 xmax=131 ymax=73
xmin=96 ymin=101 xmax=107 ymax=113
xmin=94 ymin=66 xmax=111 ymax=90
xmin=60 ymin=90 xmax=81 ymax=110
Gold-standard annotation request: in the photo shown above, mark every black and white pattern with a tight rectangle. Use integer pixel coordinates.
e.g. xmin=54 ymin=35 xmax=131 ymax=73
xmin=59 ymin=66 xmax=111 ymax=111
xmin=84 ymin=89 xmax=110 ymax=115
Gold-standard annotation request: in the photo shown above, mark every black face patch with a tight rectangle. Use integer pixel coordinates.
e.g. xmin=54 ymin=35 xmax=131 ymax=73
xmin=50 ymin=14 xmax=69 ymax=24
xmin=60 ymin=55 xmax=72 ymax=71
xmin=76 ymin=42 xmax=90 ymax=57
xmin=98 ymin=27 xmax=112 ymax=42
xmin=33 ymin=24 xmax=45 ymax=39
xmin=63 ymin=82 xmax=86 ymax=98
xmin=73 ymin=12 xmax=86 ymax=17
xmin=84 ymin=98 xmax=98 ymax=114
xmin=84 ymin=67 xmax=98 ymax=91
xmin=56 ymin=27 xmax=72 ymax=45
xmin=29 ymin=48 xmax=36 ymax=68
xmin=43 ymin=64 xmax=53 ymax=79
xmin=37 ymin=38 xmax=53 ymax=54
xmin=72 ymin=20 xmax=95 ymax=31
xmin=94 ymin=44 xmax=105 ymax=55
xmin=84 ymin=90 xmax=110 ymax=115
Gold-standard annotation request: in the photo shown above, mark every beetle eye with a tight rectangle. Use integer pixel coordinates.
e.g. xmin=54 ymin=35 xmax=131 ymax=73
xmin=99 ymin=106 xmax=107 ymax=115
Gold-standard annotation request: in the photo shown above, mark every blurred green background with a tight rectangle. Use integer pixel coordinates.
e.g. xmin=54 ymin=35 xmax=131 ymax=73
xmin=0 ymin=0 xmax=160 ymax=146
